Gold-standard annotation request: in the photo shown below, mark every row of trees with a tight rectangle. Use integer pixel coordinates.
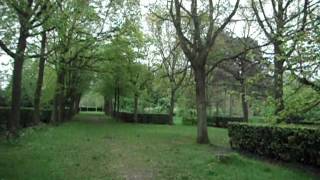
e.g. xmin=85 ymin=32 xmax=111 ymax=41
xmin=0 ymin=0 xmax=319 ymax=145
xmin=0 ymin=0 xmax=139 ymax=137
xmin=149 ymin=0 xmax=319 ymax=143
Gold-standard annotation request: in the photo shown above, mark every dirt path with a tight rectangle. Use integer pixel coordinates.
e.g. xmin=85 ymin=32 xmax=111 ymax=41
xmin=76 ymin=113 xmax=157 ymax=179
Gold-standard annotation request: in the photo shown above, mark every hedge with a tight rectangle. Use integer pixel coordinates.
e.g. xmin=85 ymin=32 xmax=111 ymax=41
xmin=228 ymin=123 xmax=320 ymax=167
xmin=0 ymin=107 xmax=52 ymax=130
xmin=115 ymin=112 xmax=170 ymax=124
xmin=207 ymin=116 xmax=244 ymax=128
xmin=79 ymin=107 xmax=103 ymax=112
xmin=182 ymin=116 xmax=244 ymax=127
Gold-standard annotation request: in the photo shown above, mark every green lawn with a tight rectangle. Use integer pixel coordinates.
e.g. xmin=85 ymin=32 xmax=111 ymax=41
xmin=0 ymin=113 xmax=318 ymax=180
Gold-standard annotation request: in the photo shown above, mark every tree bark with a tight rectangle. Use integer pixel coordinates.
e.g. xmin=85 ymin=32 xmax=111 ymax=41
xmin=58 ymin=71 xmax=66 ymax=122
xmin=240 ymin=80 xmax=249 ymax=121
xmin=229 ymin=93 xmax=233 ymax=116
xmin=8 ymin=27 xmax=28 ymax=136
xmin=215 ymin=102 xmax=219 ymax=116
xmin=168 ymin=88 xmax=176 ymax=125
xmin=133 ymin=93 xmax=139 ymax=123
xmin=194 ymin=67 xmax=209 ymax=144
xmin=104 ymin=96 xmax=108 ymax=115
xmin=33 ymin=31 xmax=47 ymax=125
xmin=52 ymin=69 xmax=65 ymax=123
xmin=274 ymin=45 xmax=285 ymax=116
xmin=117 ymin=86 xmax=120 ymax=113
xmin=113 ymin=87 xmax=117 ymax=117
xmin=104 ymin=97 xmax=112 ymax=115
xmin=75 ymin=93 xmax=81 ymax=113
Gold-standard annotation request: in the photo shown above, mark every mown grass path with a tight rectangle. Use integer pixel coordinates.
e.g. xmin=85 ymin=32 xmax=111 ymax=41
xmin=0 ymin=113 xmax=318 ymax=180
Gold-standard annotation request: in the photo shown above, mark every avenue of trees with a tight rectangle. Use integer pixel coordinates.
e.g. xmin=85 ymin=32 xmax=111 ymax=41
xmin=0 ymin=0 xmax=319 ymax=144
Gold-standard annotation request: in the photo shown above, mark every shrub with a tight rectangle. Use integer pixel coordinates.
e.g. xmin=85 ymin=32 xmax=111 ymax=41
xmin=115 ymin=112 xmax=170 ymax=124
xmin=208 ymin=116 xmax=243 ymax=128
xmin=182 ymin=115 xmax=244 ymax=127
xmin=180 ymin=109 xmax=197 ymax=125
xmin=0 ymin=107 xmax=52 ymax=130
xmin=228 ymin=123 xmax=320 ymax=167
xmin=182 ymin=117 xmax=197 ymax=125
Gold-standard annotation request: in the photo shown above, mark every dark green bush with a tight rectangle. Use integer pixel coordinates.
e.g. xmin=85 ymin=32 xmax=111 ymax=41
xmin=228 ymin=123 xmax=320 ymax=167
xmin=182 ymin=115 xmax=243 ymax=127
xmin=115 ymin=112 xmax=170 ymax=124
xmin=182 ymin=117 xmax=197 ymax=125
xmin=208 ymin=116 xmax=243 ymax=128
xmin=0 ymin=107 xmax=52 ymax=130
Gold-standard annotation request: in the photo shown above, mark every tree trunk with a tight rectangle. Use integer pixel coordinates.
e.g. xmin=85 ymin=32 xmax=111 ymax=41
xmin=52 ymin=69 xmax=65 ymax=123
xmin=33 ymin=31 xmax=47 ymax=125
xmin=194 ymin=67 xmax=209 ymax=144
xmin=240 ymin=80 xmax=249 ymax=121
xmin=215 ymin=102 xmax=219 ymax=116
xmin=133 ymin=93 xmax=139 ymax=123
xmin=58 ymin=71 xmax=65 ymax=122
xmin=8 ymin=27 xmax=28 ymax=137
xmin=168 ymin=88 xmax=176 ymax=125
xmin=104 ymin=97 xmax=112 ymax=115
xmin=75 ymin=93 xmax=81 ymax=113
xmin=229 ymin=93 xmax=233 ymax=116
xmin=104 ymin=96 xmax=108 ymax=115
xmin=113 ymin=87 xmax=117 ymax=117
xmin=117 ymin=86 xmax=120 ymax=113
xmin=51 ymin=95 xmax=58 ymax=124
xmin=274 ymin=45 xmax=285 ymax=117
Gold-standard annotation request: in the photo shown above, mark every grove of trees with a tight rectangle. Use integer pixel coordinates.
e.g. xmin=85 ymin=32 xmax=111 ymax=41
xmin=0 ymin=0 xmax=319 ymax=144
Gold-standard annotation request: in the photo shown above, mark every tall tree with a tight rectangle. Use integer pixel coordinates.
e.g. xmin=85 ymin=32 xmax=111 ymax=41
xmin=33 ymin=31 xmax=47 ymax=124
xmin=169 ymin=0 xmax=240 ymax=143
xmin=0 ymin=0 xmax=52 ymax=136
xmin=149 ymin=17 xmax=188 ymax=124
xmin=251 ymin=0 xmax=315 ymax=119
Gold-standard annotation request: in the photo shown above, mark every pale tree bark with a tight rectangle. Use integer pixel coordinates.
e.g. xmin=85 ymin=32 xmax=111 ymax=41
xmin=240 ymin=80 xmax=249 ymax=121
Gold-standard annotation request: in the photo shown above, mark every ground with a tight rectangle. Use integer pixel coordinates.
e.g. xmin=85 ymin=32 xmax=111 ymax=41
xmin=0 ymin=113 xmax=318 ymax=180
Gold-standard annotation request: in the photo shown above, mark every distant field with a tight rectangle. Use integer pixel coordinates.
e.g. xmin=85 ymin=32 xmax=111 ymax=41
xmin=0 ymin=113 xmax=318 ymax=179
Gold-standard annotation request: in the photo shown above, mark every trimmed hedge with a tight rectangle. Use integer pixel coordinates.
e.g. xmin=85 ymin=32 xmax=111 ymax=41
xmin=79 ymin=107 xmax=103 ymax=112
xmin=182 ymin=116 xmax=244 ymax=127
xmin=115 ymin=112 xmax=170 ymax=124
xmin=228 ymin=123 xmax=320 ymax=167
xmin=0 ymin=107 xmax=52 ymax=130
xmin=207 ymin=116 xmax=244 ymax=128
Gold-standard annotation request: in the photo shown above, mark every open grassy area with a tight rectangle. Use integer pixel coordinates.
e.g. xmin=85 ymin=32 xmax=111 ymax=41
xmin=0 ymin=113 xmax=318 ymax=180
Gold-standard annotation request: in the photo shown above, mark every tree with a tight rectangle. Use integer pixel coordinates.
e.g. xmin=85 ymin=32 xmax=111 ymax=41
xmin=250 ymin=0 xmax=315 ymax=119
xmin=33 ymin=31 xmax=47 ymax=124
xmin=168 ymin=0 xmax=240 ymax=143
xmin=0 ymin=0 xmax=53 ymax=136
xmin=149 ymin=16 xmax=188 ymax=124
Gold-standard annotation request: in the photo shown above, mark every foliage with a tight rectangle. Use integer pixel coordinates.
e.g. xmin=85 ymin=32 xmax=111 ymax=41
xmin=229 ymin=123 xmax=320 ymax=166
xmin=115 ymin=112 xmax=170 ymax=124
xmin=0 ymin=107 xmax=51 ymax=129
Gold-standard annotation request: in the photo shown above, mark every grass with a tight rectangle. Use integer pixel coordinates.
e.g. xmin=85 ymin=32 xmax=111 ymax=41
xmin=0 ymin=113 xmax=318 ymax=180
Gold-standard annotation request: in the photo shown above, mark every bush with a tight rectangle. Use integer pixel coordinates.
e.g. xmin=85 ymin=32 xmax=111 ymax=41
xmin=115 ymin=112 xmax=170 ymax=124
xmin=0 ymin=107 xmax=52 ymax=130
xmin=208 ymin=116 xmax=243 ymax=128
xmin=182 ymin=114 xmax=244 ymax=127
xmin=228 ymin=123 xmax=320 ymax=167
xmin=180 ymin=109 xmax=197 ymax=125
